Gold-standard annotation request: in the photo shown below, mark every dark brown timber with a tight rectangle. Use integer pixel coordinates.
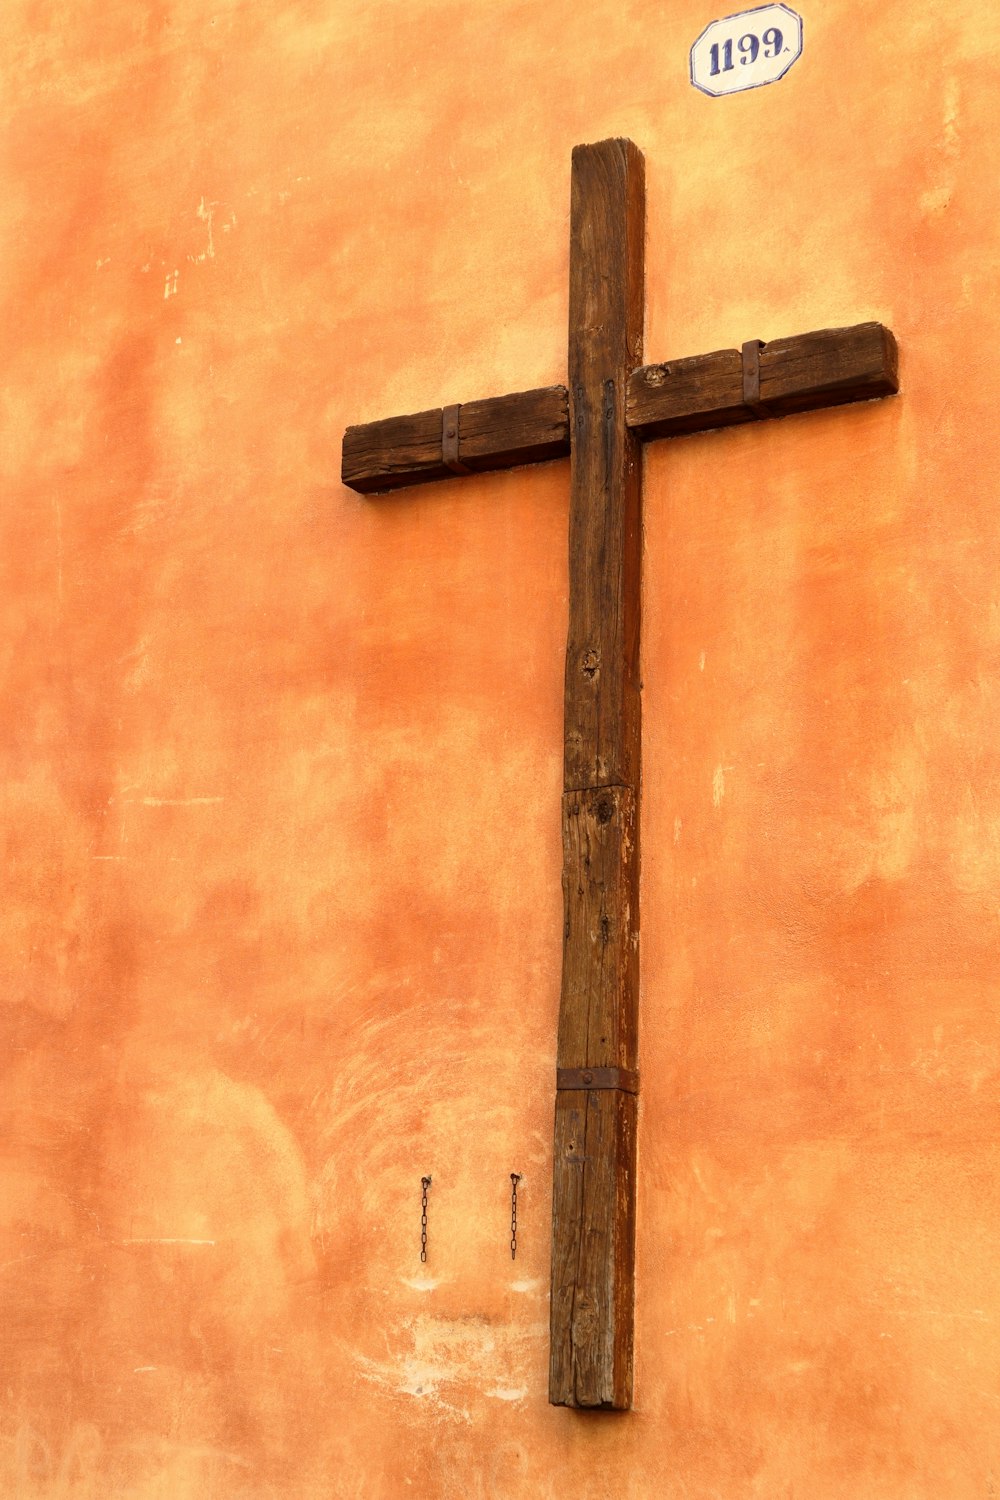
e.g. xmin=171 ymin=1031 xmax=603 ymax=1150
xmin=550 ymin=782 xmax=639 ymax=1408
xmin=342 ymin=385 xmax=569 ymax=493
xmin=344 ymin=325 xmax=897 ymax=493
xmin=557 ymin=786 xmax=638 ymax=1076
xmin=551 ymin=1088 xmax=637 ymax=1410
xmin=562 ymin=139 xmax=645 ymax=796
xmin=340 ymin=142 xmax=901 ymax=1417
xmin=626 ymin=321 xmax=898 ymax=440
xmin=549 ymin=138 xmax=644 ymax=1411
xmin=757 ymin=322 xmax=898 ymax=414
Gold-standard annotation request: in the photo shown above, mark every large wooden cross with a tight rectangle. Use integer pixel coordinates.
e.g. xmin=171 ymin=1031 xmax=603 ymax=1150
xmin=342 ymin=138 xmax=898 ymax=1410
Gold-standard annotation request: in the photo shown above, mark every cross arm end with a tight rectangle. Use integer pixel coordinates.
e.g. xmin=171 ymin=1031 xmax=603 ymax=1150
xmin=342 ymin=386 xmax=570 ymax=495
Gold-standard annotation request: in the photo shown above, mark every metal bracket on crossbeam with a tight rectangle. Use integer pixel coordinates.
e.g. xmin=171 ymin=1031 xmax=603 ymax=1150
xmin=556 ymin=1067 xmax=639 ymax=1094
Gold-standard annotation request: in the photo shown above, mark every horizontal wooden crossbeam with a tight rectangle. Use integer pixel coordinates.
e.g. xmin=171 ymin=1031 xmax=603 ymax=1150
xmin=342 ymin=386 xmax=570 ymax=493
xmin=341 ymin=322 xmax=898 ymax=494
xmin=627 ymin=321 xmax=899 ymax=438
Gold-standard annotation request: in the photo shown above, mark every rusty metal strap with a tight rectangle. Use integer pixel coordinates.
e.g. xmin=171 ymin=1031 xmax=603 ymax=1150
xmin=556 ymin=1067 xmax=639 ymax=1094
xmin=741 ymin=339 xmax=771 ymax=419
xmin=442 ymin=404 xmax=472 ymax=474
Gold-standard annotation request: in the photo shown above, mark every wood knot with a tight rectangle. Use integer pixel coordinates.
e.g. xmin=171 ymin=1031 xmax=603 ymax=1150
xmin=573 ymin=1296 xmax=598 ymax=1340
xmin=581 ymin=648 xmax=600 ymax=681
xmin=596 ymin=797 xmax=614 ymax=824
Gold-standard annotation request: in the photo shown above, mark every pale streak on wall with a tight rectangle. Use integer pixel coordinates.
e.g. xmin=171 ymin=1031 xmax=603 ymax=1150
xmin=1 ymin=0 xmax=999 ymax=1495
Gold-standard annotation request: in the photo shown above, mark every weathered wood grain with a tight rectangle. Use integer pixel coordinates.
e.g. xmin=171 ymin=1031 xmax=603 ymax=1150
xmin=563 ymin=138 xmax=645 ymax=795
xmin=557 ymin=785 xmax=638 ymax=1073
xmin=626 ymin=347 xmax=751 ymax=439
xmin=341 ymin=386 xmax=570 ymax=493
xmin=550 ymin=1088 xmax=637 ymax=1409
xmin=459 ymin=387 xmax=570 ymax=470
xmin=342 ymin=407 xmax=447 ymax=493
xmin=626 ymin=321 xmax=898 ymax=439
xmin=758 ymin=322 xmax=899 ymax=414
xmin=550 ymin=137 xmax=644 ymax=1412
xmin=343 ymin=324 xmax=897 ymax=492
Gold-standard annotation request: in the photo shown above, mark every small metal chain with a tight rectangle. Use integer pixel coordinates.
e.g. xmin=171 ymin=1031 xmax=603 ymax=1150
xmin=420 ymin=1177 xmax=431 ymax=1263
xmin=510 ymin=1174 xmax=521 ymax=1260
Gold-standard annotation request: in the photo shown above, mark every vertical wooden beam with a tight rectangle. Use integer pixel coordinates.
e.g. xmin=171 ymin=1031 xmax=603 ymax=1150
xmin=562 ymin=138 xmax=645 ymax=797
xmin=549 ymin=138 xmax=644 ymax=1410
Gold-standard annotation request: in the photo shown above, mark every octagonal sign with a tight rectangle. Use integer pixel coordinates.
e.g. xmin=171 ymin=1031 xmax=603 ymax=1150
xmin=690 ymin=4 xmax=803 ymax=97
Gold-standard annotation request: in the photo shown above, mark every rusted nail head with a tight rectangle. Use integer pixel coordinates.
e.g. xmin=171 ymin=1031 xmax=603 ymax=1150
xmin=582 ymin=1070 xmax=593 ymax=1085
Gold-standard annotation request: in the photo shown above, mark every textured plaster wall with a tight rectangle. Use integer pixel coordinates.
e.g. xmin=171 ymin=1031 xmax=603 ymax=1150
xmin=2 ymin=0 xmax=1000 ymax=1495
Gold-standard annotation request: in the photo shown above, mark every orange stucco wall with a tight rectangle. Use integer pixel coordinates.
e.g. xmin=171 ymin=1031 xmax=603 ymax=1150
xmin=4 ymin=0 xmax=1000 ymax=1494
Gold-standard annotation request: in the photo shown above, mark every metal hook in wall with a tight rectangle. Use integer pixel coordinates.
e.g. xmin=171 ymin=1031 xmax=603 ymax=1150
xmin=510 ymin=1173 xmax=522 ymax=1260
xmin=420 ymin=1176 xmax=431 ymax=1263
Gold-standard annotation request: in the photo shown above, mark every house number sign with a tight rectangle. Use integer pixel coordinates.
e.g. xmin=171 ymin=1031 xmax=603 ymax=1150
xmin=690 ymin=3 xmax=803 ymax=96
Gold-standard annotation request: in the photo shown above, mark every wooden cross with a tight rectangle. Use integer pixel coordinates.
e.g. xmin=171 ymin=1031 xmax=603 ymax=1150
xmin=342 ymin=138 xmax=898 ymax=1410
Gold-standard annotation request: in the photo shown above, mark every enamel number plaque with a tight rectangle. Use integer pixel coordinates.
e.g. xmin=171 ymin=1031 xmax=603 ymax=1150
xmin=690 ymin=3 xmax=803 ymax=97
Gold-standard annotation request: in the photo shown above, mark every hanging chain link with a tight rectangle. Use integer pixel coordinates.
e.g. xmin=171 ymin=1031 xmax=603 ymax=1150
xmin=510 ymin=1173 xmax=521 ymax=1260
xmin=420 ymin=1177 xmax=431 ymax=1263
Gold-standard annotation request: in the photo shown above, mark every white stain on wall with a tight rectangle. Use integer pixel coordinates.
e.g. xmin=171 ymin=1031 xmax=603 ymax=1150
xmin=712 ymin=765 xmax=726 ymax=807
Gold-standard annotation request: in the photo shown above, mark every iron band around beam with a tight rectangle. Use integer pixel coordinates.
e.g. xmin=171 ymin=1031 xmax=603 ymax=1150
xmin=741 ymin=339 xmax=772 ymax=418
xmin=442 ymin=404 xmax=472 ymax=474
xmin=556 ymin=1067 xmax=639 ymax=1094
